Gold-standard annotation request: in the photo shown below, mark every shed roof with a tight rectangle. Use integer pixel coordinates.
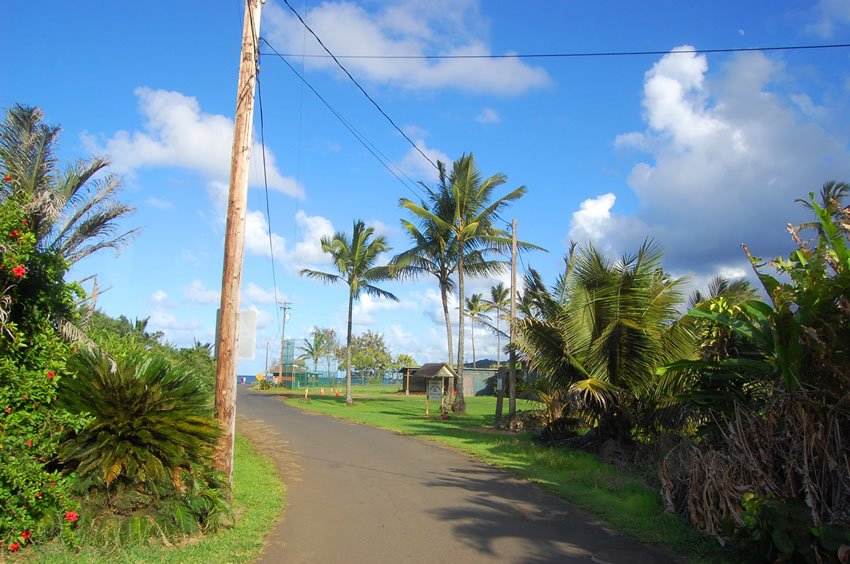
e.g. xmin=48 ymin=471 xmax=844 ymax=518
xmin=413 ymin=363 xmax=457 ymax=379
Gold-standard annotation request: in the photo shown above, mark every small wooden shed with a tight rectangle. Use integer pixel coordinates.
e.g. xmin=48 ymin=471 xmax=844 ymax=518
xmin=401 ymin=363 xmax=457 ymax=395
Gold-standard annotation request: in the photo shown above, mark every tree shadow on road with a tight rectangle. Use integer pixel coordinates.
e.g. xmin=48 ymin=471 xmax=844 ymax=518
xmin=422 ymin=466 xmax=678 ymax=564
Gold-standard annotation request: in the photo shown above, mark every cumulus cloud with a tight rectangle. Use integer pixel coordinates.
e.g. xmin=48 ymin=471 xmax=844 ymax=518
xmin=86 ymin=87 xmax=303 ymax=198
xmin=352 ymin=293 xmax=415 ymax=325
xmin=245 ymin=210 xmax=287 ymax=260
xmin=806 ymin=0 xmax=850 ymax=37
xmin=244 ymin=282 xmax=279 ymax=305
xmin=398 ymin=138 xmax=451 ymax=182
xmin=573 ymin=46 xmax=850 ymax=275
xmin=291 ymin=210 xmax=335 ymax=268
xmin=475 ymin=107 xmax=501 ymax=124
xmin=264 ymin=1 xmax=550 ymax=95
xmin=183 ymin=279 xmax=220 ymax=305
xmin=145 ymin=197 xmax=173 ymax=209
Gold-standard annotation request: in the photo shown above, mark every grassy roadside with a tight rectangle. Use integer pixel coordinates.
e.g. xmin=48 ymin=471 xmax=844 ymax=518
xmin=24 ymin=435 xmax=284 ymax=563
xmin=281 ymin=387 xmax=730 ymax=562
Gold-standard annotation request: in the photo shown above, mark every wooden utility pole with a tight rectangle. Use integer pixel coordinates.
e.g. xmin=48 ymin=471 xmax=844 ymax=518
xmin=278 ymin=302 xmax=291 ymax=380
xmin=214 ymin=0 xmax=262 ymax=487
xmin=508 ymin=218 xmax=518 ymax=420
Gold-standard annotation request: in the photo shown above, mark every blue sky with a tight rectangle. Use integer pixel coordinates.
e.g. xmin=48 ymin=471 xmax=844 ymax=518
xmin=3 ymin=1 xmax=850 ymax=374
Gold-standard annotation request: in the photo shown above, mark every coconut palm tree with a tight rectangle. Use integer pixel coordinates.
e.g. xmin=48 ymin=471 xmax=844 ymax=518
xmin=516 ymin=241 xmax=695 ymax=443
xmin=298 ymin=328 xmax=327 ymax=372
xmin=485 ymin=282 xmax=510 ymax=368
xmin=401 ymin=154 xmax=526 ymax=412
xmin=464 ymin=293 xmax=491 ymax=366
xmin=393 ymin=162 xmax=504 ymax=371
xmin=0 ymin=104 xmax=138 ymax=266
xmin=300 ymin=220 xmax=398 ymax=405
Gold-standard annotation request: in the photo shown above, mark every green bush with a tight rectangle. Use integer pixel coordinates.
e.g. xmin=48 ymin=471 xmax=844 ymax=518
xmin=0 ymin=195 xmax=90 ymax=549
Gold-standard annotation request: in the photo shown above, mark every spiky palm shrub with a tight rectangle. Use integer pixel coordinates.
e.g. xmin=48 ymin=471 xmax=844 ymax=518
xmin=516 ymin=241 xmax=696 ymax=444
xmin=58 ymin=348 xmax=227 ymax=539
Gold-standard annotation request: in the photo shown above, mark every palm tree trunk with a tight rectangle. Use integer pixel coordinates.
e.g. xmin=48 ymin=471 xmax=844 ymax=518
xmin=345 ymin=291 xmax=354 ymax=406
xmin=470 ymin=314 xmax=476 ymax=365
xmin=496 ymin=314 xmax=501 ymax=368
xmin=454 ymin=255 xmax=466 ymax=413
xmin=440 ymin=283 xmax=454 ymax=367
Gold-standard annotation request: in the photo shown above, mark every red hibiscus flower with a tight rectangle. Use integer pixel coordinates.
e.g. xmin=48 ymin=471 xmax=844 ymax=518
xmin=10 ymin=229 xmax=18 ymax=238
xmin=64 ymin=511 xmax=79 ymax=522
xmin=21 ymin=530 xmax=31 ymax=542
xmin=26 ymin=439 xmax=32 ymax=447
xmin=8 ymin=542 xmax=20 ymax=552
xmin=47 ymin=371 xmax=55 ymax=380
xmin=3 ymin=175 xmax=10 ymax=182
xmin=4 ymin=407 xmax=10 ymax=414
xmin=11 ymin=265 xmax=26 ymax=278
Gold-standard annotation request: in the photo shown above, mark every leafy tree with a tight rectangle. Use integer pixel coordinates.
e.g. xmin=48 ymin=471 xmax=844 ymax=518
xmin=314 ymin=327 xmax=340 ymax=387
xmin=300 ymin=220 xmax=398 ymax=405
xmin=393 ymin=353 xmax=417 ymax=370
xmin=0 ymin=105 xmax=138 ymax=266
xmin=400 ymin=154 xmax=527 ymax=413
xmin=0 ymin=194 xmax=89 ymax=546
xmin=350 ymin=330 xmax=392 ymax=383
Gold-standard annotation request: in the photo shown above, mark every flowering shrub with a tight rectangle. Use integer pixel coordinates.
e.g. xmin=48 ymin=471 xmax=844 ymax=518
xmin=0 ymin=194 xmax=89 ymax=548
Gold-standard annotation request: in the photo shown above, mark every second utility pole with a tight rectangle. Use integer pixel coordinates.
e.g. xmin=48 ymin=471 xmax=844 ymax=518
xmin=279 ymin=302 xmax=291 ymax=381
xmin=213 ymin=0 xmax=262 ymax=489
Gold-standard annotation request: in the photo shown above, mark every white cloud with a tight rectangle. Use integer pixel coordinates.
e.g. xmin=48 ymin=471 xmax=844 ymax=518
xmin=568 ymin=193 xmax=617 ymax=242
xmin=291 ymin=210 xmax=335 ymax=268
xmin=806 ymin=0 xmax=850 ymax=37
xmin=352 ymin=293 xmax=415 ymax=325
xmin=571 ymin=47 xmax=850 ymax=274
xmin=475 ymin=107 xmax=501 ymax=124
xmin=245 ymin=210 xmax=287 ymax=259
xmin=145 ymin=197 xmax=173 ymax=209
xmin=399 ymin=139 xmax=451 ymax=182
xmin=264 ymin=1 xmax=550 ymax=95
xmin=148 ymin=309 xmax=202 ymax=333
xmin=183 ymin=279 xmax=220 ymax=305
xmin=152 ymin=290 xmax=169 ymax=304
xmin=86 ymin=87 xmax=303 ymax=198
xmin=244 ymin=282 xmax=279 ymax=305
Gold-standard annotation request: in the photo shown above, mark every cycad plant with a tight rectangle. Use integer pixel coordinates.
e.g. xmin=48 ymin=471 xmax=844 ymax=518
xmin=59 ymin=348 xmax=220 ymax=497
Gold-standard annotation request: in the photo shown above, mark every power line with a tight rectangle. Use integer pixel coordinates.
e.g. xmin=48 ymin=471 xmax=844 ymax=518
xmin=261 ymin=39 xmax=426 ymax=200
xmin=261 ymin=42 xmax=850 ymax=60
xmin=278 ymin=0 xmax=439 ymax=172
xmin=247 ymin=0 xmax=282 ymax=333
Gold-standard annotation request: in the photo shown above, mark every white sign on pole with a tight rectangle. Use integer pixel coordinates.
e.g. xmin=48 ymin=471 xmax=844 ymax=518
xmin=237 ymin=309 xmax=257 ymax=360
xmin=427 ymin=380 xmax=443 ymax=402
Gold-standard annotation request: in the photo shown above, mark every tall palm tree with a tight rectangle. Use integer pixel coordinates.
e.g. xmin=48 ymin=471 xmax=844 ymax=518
xmin=300 ymin=220 xmax=398 ymax=405
xmin=298 ymin=328 xmax=327 ymax=372
xmin=393 ymin=162 xmax=504 ymax=371
xmin=401 ymin=154 xmax=526 ymax=412
xmin=485 ymin=282 xmax=510 ymax=368
xmin=464 ymin=293 xmax=490 ymax=366
xmin=0 ymin=104 xmax=138 ymax=265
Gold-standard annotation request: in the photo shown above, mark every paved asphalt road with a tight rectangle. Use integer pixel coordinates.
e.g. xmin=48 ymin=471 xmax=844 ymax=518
xmin=236 ymin=388 xmax=677 ymax=564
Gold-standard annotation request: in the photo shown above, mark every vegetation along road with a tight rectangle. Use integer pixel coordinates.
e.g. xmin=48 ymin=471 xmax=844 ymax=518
xmin=237 ymin=387 xmax=675 ymax=564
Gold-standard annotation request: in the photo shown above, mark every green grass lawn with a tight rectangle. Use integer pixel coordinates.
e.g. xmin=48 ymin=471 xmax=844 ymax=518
xmin=283 ymin=387 xmax=730 ymax=563
xmin=26 ymin=435 xmax=284 ymax=563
